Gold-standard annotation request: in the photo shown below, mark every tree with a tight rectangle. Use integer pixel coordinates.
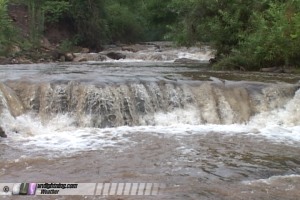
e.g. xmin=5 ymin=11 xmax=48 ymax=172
xmin=25 ymin=0 xmax=45 ymax=45
xmin=68 ymin=0 xmax=108 ymax=50
xmin=168 ymin=0 xmax=262 ymax=52
xmin=143 ymin=0 xmax=177 ymax=41
xmin=167 ymin=0 xmax=300 ymax=69
xmin=0 ymin=0 xmax=16 ymax=55
xmin=105 ymin=1 xmax=146 ymax=43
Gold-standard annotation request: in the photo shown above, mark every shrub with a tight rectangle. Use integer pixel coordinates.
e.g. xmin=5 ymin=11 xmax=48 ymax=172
xmin=42 ymin=1 xmax=71 ymax=24
xmin=106 ymin=2 xmax=145 ymax=43
xmin=240 ymin=1 xmax=300 ymax=68
xmin=68 ymin=0 xmax=109 ymax=50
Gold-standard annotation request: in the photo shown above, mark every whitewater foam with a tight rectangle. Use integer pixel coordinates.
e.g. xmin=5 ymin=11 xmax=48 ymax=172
xmin=1 ymin=114 xmax=131 ymax=157
xmin=2 ymin=108 xmax=300 ymax=158
xmin=1 ymin=85 xmax=300 ymax=157
xmin=100 ymin=45 xmax=213 ymax=62
xmin=243 ymin=174 xmax=300 ymax=185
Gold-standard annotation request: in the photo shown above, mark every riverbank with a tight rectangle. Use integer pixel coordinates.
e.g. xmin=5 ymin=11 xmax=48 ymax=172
xmin=2 ymin=3 xmax=299 ymax=74
xmin=1 ymin=44 xmax=299 ymax=78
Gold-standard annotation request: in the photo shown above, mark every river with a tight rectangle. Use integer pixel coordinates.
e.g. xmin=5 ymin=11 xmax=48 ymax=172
xmin=0 ymin=46 xmax=300 ymax=199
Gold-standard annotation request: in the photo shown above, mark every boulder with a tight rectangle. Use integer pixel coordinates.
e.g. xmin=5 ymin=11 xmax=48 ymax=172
xmin=65 ymin=53 xmax=74 ymax=62
xmin=209 ymin=58 xmax=217 ymax=64
xmin=0 ymin=127 xmax=7 ymax=138
xmin=106 ymin=52 xmax=126 ymax=60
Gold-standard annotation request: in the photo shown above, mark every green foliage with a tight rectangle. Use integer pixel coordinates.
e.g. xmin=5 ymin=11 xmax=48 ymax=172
xmin=143 ymin=0 xmax=177 ymax=41
xmin=58 ymin=38 xmax=77 ymax=53
xmin=26 ymin=0 xmax=45 ymax=45
xmin=168 ymin=0 xmax=300 ymax=69
xmin=106 ymin=2 xmax=145 ymax=43
xmin=68 ymin=0 xmax=108 ymax=49
xmin=6 ymin=0 xmax=300 ymax=70
xmin=168 ymin=0 xmax=258 ymax=48
xmin=42 ymin=1 xmax=71 ymax=24
xmin=213 ymin=53 xmax=257 ymax=71
xmin=240 ymin=0 xmax=300 ymax=68
xmin=0 ymin=0 xmax=17 ymax=55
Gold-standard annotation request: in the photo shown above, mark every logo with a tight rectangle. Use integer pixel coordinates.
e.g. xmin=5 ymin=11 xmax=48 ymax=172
xmin=3 ymin=186 xmax=9 ymax=193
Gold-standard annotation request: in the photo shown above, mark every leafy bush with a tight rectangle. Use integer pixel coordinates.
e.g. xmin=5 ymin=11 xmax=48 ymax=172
xmin=42 ymin=1 xmax=71 ymax=24
xmin=240 ymin=1 xmax=300 ymax=68
xmin=213 ymin=53 xmax=257 ymax=71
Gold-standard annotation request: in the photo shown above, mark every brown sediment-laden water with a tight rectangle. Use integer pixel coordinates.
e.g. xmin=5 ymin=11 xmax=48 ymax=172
xmin=0 ymin=47 xmax=300 ymax=199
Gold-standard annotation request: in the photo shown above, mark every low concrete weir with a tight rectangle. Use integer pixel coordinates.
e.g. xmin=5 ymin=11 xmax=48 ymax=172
xmin=0 ymin=79 xmax=299 ymax=128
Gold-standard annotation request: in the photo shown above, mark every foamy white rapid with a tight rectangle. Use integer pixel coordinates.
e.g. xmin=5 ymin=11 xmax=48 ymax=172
xmin=101 ymin=43 xmax=214 ymax=62
xmin=1 ymin=88 xmax=300 ymax=158
xmin=243 ymin=174 xmax=300 ymax=185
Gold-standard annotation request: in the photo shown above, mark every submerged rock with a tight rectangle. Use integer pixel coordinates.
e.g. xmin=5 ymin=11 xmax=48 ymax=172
xmin=0 ymin=127 xmax=7 ymax=138
xmin=106 ymin=52 xmax=126 ymax=60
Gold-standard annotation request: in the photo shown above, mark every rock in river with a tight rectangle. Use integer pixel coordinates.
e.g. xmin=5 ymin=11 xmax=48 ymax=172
xmin=106 ymin=52 xmax=126 ymax=60
xmin=0 ymin=126 xmax=7 ymax=138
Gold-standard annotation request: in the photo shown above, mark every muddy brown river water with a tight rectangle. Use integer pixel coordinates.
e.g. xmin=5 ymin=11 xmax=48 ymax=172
xmin=0 ymin=49 xmax=300 ymax=199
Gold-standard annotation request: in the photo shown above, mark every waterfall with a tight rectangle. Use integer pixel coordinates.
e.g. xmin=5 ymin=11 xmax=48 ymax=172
xmin=1 ymin=80 xmax=299 ymax=128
